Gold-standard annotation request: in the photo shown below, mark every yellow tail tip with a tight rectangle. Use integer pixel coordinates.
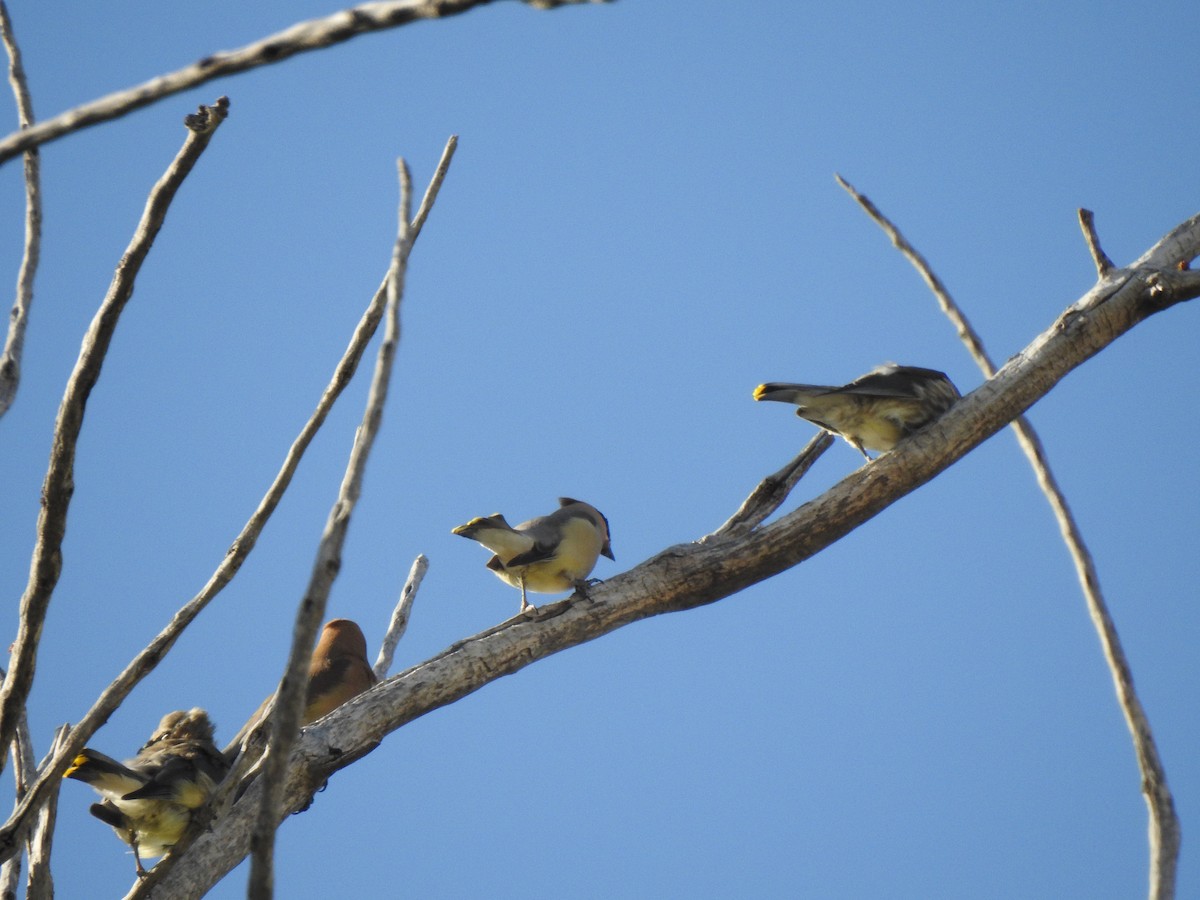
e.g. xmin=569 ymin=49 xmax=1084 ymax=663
xmin=752 ymin=384 xmax=769 ymax=400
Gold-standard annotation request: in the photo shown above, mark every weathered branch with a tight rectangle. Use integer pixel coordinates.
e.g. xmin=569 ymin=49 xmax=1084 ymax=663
xmin=247 ymin=158 xmax=415 ymax=899
xmin=0 ymin=98 xmax=229 ymax=793
xmin=145 ymin=212 xmax=1200 ymax=898
xmin=0 ymin=696 xmax=32 ymax=900
xmin=710 ymin=432 xmax=833 ymax=538
xmin=836 ymin=176 xmax=1193 ymax=900
xmin=1078 ymin=208 xmax=1115 ymax=277
xmin=1134 ymin=212 xmax=1200 ymax=269
xmin=23 ymin=726 xmax=66 ymax=900
xmin=0 ymin=0 xmax=42 ymax=418
xmin=374 ymin=554 xmax=429 ymax=679
xmin=0 ymin=1 xmax=607 ymax=166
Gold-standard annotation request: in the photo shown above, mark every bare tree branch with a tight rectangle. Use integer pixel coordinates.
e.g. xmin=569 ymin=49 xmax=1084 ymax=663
xmin=0 ymin=683 xmax=64 ymax=900
xmin=0 ymin=1 xmax=605 ymax=166
xmin=0 ymin=840 xmax=13 ymax=898
xmin=246 ymin=158 xmax=415 ymax=899
xmin=145 ymin=210 xmax=1200 ymax=898
xmin=374 ymin=554 xmax=429 ymax=679
xmin=1134 ymin=212 xmax=1200 ymax=269
xmin=411 ymin=135 xmax=458 ymax=235
xmin=0 ymin=696 xmax=32 ymax=900
xmin=24 ymin=726 xmax=67 ymax=900
xmin=0 ymin=0 xmax=42 ymax=419
xmin=710 ymin=432 xmax=833 ymax=538
xmin=836 ymin=174 xmax=1186 ymax=900
xmin=1078 ymin=208 xmax=1115 ymax=277
xmin=0 ymin=97 xmax=229 ymax=794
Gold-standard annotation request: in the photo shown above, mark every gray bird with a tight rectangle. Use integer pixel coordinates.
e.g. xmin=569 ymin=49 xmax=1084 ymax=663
xmin=754 ymin=364 xmax=960 ymax=460
xmin=63 ymin=708 xmax=229 ymax=877
xmin=452 ymin=497 xmax=615 ymax=613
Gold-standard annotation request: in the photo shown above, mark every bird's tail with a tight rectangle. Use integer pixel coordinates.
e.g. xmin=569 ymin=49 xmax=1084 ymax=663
xmin=452 ymin=515 xmax=531 ymax=559
xmin=64 ymin=749 xmax=145 ymax=796
xmin=753 ymin=382 xmax=832 ymax=405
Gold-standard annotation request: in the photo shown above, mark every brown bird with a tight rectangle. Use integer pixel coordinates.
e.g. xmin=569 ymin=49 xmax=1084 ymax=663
xmin=63 ymin=708 xmax=229 ymax=877
xmin=452 ymin=497 xmax=615 ymax=613
xmin=303 ymin=618 xmax=378 ymax=723
xmin=227 ymin=619 xmax=377 ymax=755
xmin=754 ymin=364 xmax=961 ymax=460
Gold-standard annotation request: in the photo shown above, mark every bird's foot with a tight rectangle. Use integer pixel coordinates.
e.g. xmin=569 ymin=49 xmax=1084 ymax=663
xmin=571 ymin=578 xmax=604 ymax=603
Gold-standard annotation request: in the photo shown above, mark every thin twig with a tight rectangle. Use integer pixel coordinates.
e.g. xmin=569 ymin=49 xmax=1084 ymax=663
xmin=246 ymin=159 xmax=415 ymax=900
xmin=0 ymin=683 xmax=32 ymax=900
xmin=411 ymin=135 xmax=457 ymax=235
xmin=0 ymin=97 xmax=229 ymax=794
xmin=8 ymin=713 xmax=33 ymax=894
xmin=837 ymin=174 xmax=1182 ymax=900
xmin=24 ymin=726 xmax=67 ymax=900
xmin=709 ymin=432 xmax=833 ymax=538
xmin=0 ymin=0 xmax=42 ymax=419
xmin=374 ymin=554 xmax=429 ymax=679
xmin=1078 ymin=208 xmax=1115 ymax=277
xmin=0 ymin=688 xmax=62 ymax=900
xmin=0 ymin=0 xmax=601 ymax=165
xmin=834 ymin=174 xmax=995 ymax=371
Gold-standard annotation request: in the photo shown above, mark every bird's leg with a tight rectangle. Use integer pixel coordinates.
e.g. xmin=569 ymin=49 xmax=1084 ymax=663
xmin=519 ymin=574 xmax=535 ymax=614
xmin=131 ymin=834 xmax=148 ymax=878
xmin=849 ymin=438 xmax=873 ymax=463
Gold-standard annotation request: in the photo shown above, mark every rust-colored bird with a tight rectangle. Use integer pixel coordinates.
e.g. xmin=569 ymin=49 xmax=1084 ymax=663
xmin=754 ymin=364 xmax=961 ymax=460
xmin=452 ymin=497 xmax=615 ymax=613
xmin=63 ymin=708 xmax=229 ymax=877
xmin=303 ymin=618 xmax=378 ymax=723
xmin=227 ymin=619 xmax=377 ymax=755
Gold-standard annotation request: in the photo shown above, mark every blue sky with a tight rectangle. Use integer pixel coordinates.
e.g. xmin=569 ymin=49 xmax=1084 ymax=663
xmin=2 ymin=1 xmax=1198 ymax=897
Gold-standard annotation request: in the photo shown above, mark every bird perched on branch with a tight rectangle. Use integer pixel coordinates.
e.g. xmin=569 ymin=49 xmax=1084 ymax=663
xmin=452 ymin=497 xmax=615 ymax=613
xmin=302 ymin=619 xmax=378 ymax=723
xmin=754 ymin=364 xmax=960 ymax=461
xmin=226 ymin=619 xmax=377 ymax=756
xmin=63 ymin=708 xmax=229 ymax=877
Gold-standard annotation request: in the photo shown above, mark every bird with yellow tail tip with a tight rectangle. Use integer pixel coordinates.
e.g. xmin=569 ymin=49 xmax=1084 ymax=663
xmin=452 ymin=497 xmax=615 ymax=613
xmin=226 ymin=618 xmax=378 ymax=756
xmin=63 ymin=708 xmax=229 ymax=877
xmin=754 ymin=364 xmax=961 ymax=461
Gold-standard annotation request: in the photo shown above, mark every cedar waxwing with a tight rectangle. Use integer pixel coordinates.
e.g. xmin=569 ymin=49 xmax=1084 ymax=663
xmin=63 ymin=708 xmax=229 ymax=877
xmin=302 ymin=619 xmax=378 ymax=723
xmin=754 ymin=364 xmax=961 ymax=461
xmin=452 ymin=497 xmax=615 ymax=613
xmin=226 ymin=619 xmax=377 ymax=756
